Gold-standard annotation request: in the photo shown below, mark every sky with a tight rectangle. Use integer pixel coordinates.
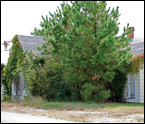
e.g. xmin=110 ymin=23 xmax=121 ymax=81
xmin=1 ymin=1 xmax=144 ymax=65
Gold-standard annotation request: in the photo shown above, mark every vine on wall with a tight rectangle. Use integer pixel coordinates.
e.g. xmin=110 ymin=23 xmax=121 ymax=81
xmin=2 ymin=35 xmax=25 ymax=97
xmin=129 ymin=52 xmax=144 ymax=74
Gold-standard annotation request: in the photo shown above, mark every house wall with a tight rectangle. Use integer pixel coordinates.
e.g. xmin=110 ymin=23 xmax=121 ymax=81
xmin=123 ymin=72 xmax=140 ymax=103
xmin=12 ymin=82 xmax=16 ymax=97
xmin=19 ymin=74 xmax=27 ymax=99
xmin=12 ymin=79 xmax=18 ymax=98
xmin=11 ymin=74 xmax=28 ymax=99
xmin=123 ymin=75 xmax=128 ymax=99
xmin=141 ymin=64 xmax=144 ymax=103
xmin=11 ymin=77 xmax=21 ymax=99
xmin=21 ymin=74 xmax=27 ymax=97
xmin=19 ymin=75 xmax=22 ymax=98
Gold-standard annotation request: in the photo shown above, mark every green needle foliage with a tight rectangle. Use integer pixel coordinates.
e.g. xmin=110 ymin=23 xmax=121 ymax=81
xmin=107 ymin=69 xmax=127 ymax=102
xmin=31 ymin=1 xmax=133 ymax=102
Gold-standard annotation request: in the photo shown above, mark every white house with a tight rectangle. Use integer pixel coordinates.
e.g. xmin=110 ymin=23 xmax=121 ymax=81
xmin=123 ymin=35 xmax=144 ymax=103
xmin=11 ymin=35 xmax=46 ymax=99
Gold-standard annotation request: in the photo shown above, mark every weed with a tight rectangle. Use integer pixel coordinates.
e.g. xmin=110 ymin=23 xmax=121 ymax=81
xmin=43 ymin=103 xmax=62 ymax=108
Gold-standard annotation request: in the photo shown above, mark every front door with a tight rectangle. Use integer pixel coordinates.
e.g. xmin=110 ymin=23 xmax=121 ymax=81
xmin=128 ymin=74 xmax=135 ymax=99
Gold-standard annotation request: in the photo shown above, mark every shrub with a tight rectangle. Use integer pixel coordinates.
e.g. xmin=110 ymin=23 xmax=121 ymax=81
xmin=25 ymin=57 xmax=65 ymax=101
xmin=3 ymin=95 xmax=11 ymax=101
xmin=80 ymin=83 xmax=94 ymax=101
xmin=55 ymin=82 xmax=71 ymax=102
xmin=107 ymin=69 xmax=127 ymax=102
xmin=93 ymin=90 xmax=111 ymax=103
xmin=80 ymin=82 xmax=110 ymax=102
xmin=71 ymin=88 xmax=82 ymax=102
xmin=20 ymin=96 xmax=45 ymax=107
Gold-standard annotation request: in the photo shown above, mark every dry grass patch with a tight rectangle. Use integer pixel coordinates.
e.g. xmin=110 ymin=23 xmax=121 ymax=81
xmin=42 ymin=110 xmax=91 ymax=122
xmin=84 ymin=106 xmax=144 ymax=114
xmin=1 ymin=102 xmax=16 ymax=107
xmin=69 ymin=106 xmax=144 ymax=121
xmin=1 ymin=102 xmax=89 ymax=123
xmin=1 ymin=101 xmax=36 ymax=112
xmin=1 ymin=100 xmax=144 ymax=123
xmin=105 ymin=106 xmax=144 ymax=114
xmin=15 ymin=110 xmax=26 ymax=114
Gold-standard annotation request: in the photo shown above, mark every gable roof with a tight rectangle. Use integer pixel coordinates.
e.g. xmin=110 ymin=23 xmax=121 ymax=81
xmin=129 ymin=42 xmax=144 ymax=57
xmin=18 ymin=35 xmax=46 ymax=56
xmin=129 ymin=35 xmax=144 ymax=57
xmin=17 ymin=35 xmax=144 ymax=58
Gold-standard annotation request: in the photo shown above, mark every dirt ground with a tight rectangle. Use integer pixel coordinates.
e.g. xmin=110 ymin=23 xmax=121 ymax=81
xmin=1 ymin=102 xmax=144 ymax=123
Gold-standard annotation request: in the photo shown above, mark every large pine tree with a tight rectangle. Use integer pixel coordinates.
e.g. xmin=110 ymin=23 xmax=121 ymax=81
xmin=31 ymin=1 xmax=133 ymax=101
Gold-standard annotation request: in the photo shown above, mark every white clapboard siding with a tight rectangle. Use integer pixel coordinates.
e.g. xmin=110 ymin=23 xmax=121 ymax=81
xmin=123 ymin=75 xmax=129 ymax=99
xmin=141 ymin=64 xmax=144 ymax=103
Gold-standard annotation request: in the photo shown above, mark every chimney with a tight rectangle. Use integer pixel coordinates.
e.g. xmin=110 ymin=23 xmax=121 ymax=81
xmin=127 ymin=27 xmax=135 ymax=42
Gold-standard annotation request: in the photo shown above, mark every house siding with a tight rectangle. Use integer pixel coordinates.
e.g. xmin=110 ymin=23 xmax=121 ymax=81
xmin=12 ymin=83 xmax=16 ymax=97
xmin=123 ymin=75 xmax=128 ymax=99
xmin=141 ymin=64 xmax=144 ymax=103
xmin=19 ymin=74 xmax=27 ymax=98
xmin=21 ymin=74 xmax=27 ymax=97
xmin=12 ymin=74 xmax=27 ymax=99
xmin=123 ymin=72 xmax=140 ymax=103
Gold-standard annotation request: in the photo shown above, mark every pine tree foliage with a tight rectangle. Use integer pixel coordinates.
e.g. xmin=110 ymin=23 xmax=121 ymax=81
xmin=31 ymin=1 xmax=133 ymax=101
xmin=30 ymin=27 xmax=44 ymax=36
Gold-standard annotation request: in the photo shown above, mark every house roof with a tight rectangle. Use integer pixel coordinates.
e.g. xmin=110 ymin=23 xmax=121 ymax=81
xmin=129 ymin=35 xmax=144 ymax=57
xmin=17 ymin=35 xmax=144 ymax=58
xmin=18 ymin=35 xmax=46 ymax=56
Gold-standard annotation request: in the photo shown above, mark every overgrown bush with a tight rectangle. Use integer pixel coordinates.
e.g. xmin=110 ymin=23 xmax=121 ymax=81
xmin=2 ymin=95 xmax=11 ymax=101
xmin=80 ymin=83 xmax=94 ymax=101
xmin=107 ymin=70 xmax=127 ymax=102
xmin=54 ymin=82 xmax=71 ymax=102
xmin=71 ymin=88 xmax=80 ymax=102
xmin=26 ymin=67 xmax=49 ymax=99
xmin=80 ymin=82 xmax=110 ymax=102
xmin=93 ymin=90 xmax=111 ymax=103
xmin=25 ymin=57 xmax=66 ymax=101
xmin=20 ymin=96 xmax=46 ymax=107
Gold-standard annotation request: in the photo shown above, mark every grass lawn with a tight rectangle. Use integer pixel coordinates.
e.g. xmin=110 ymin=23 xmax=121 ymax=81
xmin=39 ymin=102 xmax=144 ymax=110
xmin=19 ymin=96 xmax=144 ymax=110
